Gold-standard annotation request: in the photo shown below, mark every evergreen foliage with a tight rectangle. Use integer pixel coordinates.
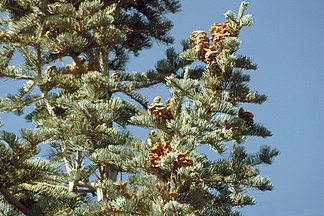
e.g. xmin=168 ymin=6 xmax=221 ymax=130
xmin=0 ymin=1 xmax=278 ymax=215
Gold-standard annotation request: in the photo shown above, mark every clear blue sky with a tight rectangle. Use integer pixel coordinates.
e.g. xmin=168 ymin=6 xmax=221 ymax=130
xmin=1 ymin=1 xmax=324 ymax=215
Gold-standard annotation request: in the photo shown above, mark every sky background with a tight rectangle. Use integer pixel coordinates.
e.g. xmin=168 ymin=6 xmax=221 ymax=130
xmin=1 ymin=1 xmax=324 ymax=215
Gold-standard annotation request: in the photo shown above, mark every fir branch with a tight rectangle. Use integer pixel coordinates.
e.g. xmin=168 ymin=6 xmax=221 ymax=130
xmin=0 ymin=73 xmax=34 ymax=80
xmin=0 ymin=197 xmax=18 ymax=216
xmin=0 ymin=1 xmax=27 ymax=14
xmin=238 ymin=1 xmax=249 ymax=20
xmin=234 ymin=55 xmax=257 ymax=70
xmin=0 ymin=185 xmax=32 ymax=216
xmin=122 ymin=90 xmax=149 ymax=109
xmin=131 ymin=80 xmax=161 ymax=89
xmin=20 ymin=183 xmax=82 ymax=208
xmin=246 ymin=145 xmax=280 ymax=166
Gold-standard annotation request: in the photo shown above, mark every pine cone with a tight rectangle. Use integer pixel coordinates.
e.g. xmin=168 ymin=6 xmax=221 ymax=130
xmin=189 ymin=31 xmax=210 ymax=61
xmin=204 ymin=45 xmax=218 ymax=63
xmin=175 ymin=152 xmax=193 ymax=168
xmin=164 ymin=98 xmax=173 ymax=119
xmin=148 ymin=139 xmax=173 ymax=168
xmin=163 ymin=139 xmax=172 ymax=153
xmin=147 ymin=96 xmax=173 ymax=119
xmin=148 ymin=96 xmax=163 ymax=115
xmin=149 ymin=139 xmax=193 ymax=172
xmin=149 ymin=142 xmax=163 ymax=166
xmin=189 ymin=30 xmax=210 ymax=49
xmin=238 ymin=107 xmax=254 ymax=125
xmin=209 ymin=21 xmax=232 ymax=45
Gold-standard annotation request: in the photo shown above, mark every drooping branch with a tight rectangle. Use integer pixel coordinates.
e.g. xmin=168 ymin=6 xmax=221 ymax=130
xmin=0 ymin=185 xmax=32 ymax=216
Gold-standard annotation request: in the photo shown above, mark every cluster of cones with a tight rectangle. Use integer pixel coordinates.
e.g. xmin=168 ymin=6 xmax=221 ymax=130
xmin=189 ymin=21 xmax=234 ymax=68
xmin=148 ymin=139 xmax=193 ymax=171
xmin=147 ymin=96 xmax=173 ymax=120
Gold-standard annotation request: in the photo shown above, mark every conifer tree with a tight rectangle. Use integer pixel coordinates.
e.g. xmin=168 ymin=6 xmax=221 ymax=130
xmin=129 ymin=2 xmax=279 ymax=215
xmin=0 ymin=1 xmax=278 ymax=215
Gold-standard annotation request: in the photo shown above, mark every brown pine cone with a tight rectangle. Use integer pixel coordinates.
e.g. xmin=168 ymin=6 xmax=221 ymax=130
xmin=209 ymin=21 xmax=231 ymax=45
xmin=147 ymin=96 xmax=173 ymax=119
xmin=189 ymin=30 xmax=210 ymax=49
xmin=189 ymin=31 xmax=210 ymax=61
xmin=238 ymin=107 xmax=254 ymax=125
